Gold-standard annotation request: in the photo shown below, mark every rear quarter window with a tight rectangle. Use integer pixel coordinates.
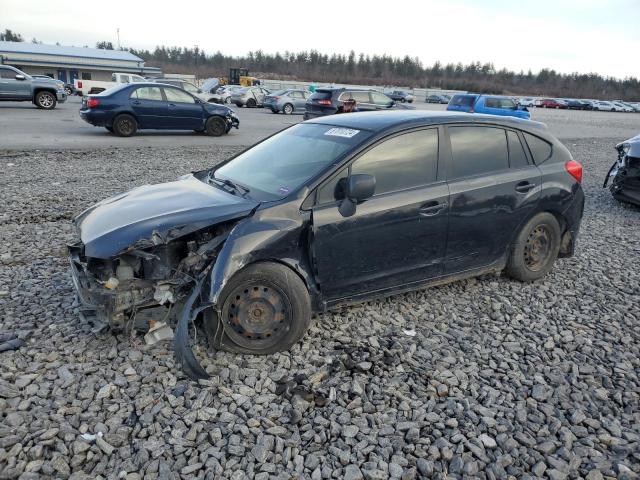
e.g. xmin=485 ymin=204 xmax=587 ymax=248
xmin=449 ymin=95 xmax=477 ymax=107
xmin=523 ymin=133 xmax=552 ymax=164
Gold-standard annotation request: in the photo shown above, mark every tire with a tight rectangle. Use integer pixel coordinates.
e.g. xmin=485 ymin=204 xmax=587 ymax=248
xmin=203 ymin=262 xmax=311 ymax=355
xmin=401 ymin=98 xmax=406 ymax=103
xmin=64 ymin=86 xmax=72 ymax=96
xmin=105 ymin=126 xmax=113 ymax=133
xmin=205 ymin=116 xmax=226 ymax=136
xmin=246 ymin=98 xmax=257 ymax=108
xmin=225 ymin=96 xmax=232 ymax=104
xmin=505 ymin=212 xmax=561 ymax=282
xmin=112 ymin=114 xmax=137 ymax=137
xmin=282 ymin=103 xmax=294 ymax=115
xmin=234 ymin=102 xmax=243 ymax=108
xmin=271 ymin=108 xmax=278 ymax=114
xmin=35 ymin=91 xmax=57 ymax=110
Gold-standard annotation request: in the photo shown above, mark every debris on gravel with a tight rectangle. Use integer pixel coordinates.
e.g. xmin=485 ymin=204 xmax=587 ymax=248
xmin=0 ymin=141 xmax=639 ymax=479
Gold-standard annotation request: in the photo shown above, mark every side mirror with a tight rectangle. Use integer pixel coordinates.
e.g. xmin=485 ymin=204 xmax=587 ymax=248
xmin=15 ymin=74 xmax=25 ymax=81
xmin=338 ymin=174 xmax=376 ymax=217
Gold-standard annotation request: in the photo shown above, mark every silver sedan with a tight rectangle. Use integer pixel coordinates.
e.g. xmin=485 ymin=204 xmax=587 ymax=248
xmin=263 ymin=89 xmax=310 ymax=114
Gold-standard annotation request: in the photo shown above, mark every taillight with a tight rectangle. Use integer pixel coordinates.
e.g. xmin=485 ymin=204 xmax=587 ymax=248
xmin=77 ymin=81 xmax=82 ymax=88
xmin=87 ymin=98 xmax=100 ymax=108
xmin=565 ymin=160 xmax=583 ymax=183
xmin=317 ymin=99 xmax=332 ymax=106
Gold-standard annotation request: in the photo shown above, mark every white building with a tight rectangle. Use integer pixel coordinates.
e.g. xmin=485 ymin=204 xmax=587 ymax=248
xmin=0 ymin=41 xmax=161 ymax=83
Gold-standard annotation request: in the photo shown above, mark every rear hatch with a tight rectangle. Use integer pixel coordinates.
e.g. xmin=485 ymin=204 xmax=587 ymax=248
xmin=446 ymin=94 xmax=478 ymax=112
xmin=305 ymin=89 xmax=338 ymax=116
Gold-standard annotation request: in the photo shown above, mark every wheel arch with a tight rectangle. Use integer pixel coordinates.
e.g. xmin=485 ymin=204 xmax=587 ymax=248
xmin=508 ymin=208 xmax=569 ymax=255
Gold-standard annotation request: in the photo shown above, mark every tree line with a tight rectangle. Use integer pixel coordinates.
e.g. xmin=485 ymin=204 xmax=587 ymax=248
xmin=1 ymin=29 xmax=638 ymax=100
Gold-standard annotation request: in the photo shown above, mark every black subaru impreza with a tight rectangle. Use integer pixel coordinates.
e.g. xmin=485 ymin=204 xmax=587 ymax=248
xmin=69 ymin=110 xmax=584 ymax=379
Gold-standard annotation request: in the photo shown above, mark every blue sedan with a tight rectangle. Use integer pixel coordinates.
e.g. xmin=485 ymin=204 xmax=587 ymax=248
xmin=79 ymin=82 xmax=239 ymax=137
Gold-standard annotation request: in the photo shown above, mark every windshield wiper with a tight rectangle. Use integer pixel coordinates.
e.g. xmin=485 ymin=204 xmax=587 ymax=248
xmin=207 ymin=173 xmax=250 ymax=196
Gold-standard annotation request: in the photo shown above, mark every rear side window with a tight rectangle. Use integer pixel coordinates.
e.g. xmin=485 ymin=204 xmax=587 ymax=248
xmin=507 ymin=131 xmax=529 ymax=168
xmin=523 ymin=133 xmax=552 ymax=164
xmin=351 ymin=91 xmax=370 ymax=103
xmin=485 ymin=97 xmax=516 ymax=109
xmin=448 ymin=126 xmax=508 ymax=179
xmin=131 ymin=87 xmax=163 ymax=101
xmin=449 ymin=95 xmax=476 ymax=107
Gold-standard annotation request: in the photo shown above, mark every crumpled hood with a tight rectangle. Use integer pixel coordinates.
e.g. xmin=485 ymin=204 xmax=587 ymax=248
xmin=617 ymin=134 xmax=640 ymax=157
xmin=76 ymin=174 xmax=258 ymax=259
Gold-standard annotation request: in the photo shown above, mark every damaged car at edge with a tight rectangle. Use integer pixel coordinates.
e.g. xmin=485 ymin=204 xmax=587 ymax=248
xmin=604 ymin=134 xmax=640 ymax=206
xmin=68 ymin=111 xmax=585 ymax=380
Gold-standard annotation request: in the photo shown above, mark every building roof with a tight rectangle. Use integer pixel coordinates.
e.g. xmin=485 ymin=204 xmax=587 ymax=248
xmin=0 ymin=41 xmax=143 ymax=62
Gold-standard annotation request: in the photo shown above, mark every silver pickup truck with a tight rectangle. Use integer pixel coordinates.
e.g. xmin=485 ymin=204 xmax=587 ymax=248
xmin=0 ymin=65 xmax=67 ymax=109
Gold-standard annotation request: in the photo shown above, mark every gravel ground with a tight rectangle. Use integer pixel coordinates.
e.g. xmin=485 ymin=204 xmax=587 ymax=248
xmin=0 ymin=140 xmax=639 ymax=480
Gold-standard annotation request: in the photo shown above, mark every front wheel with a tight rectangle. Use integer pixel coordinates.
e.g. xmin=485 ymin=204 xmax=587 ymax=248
xmin=205 ymin=116 xmax=226 ymax=136
xmin=203 ymin=262 xmax=311 ymax=355
xmin=64 ymin=86 xmax=73 ymax=96
xmin=35 ymin=91 xmax=57 ymax=110
xmin=282 ymin=103 xmax=294 ymax=115
xmin=246 ymin=98 xmax=257 ymax=108
xmin=505 ymin=212 xmax=561 ymax=282
xmin=112 ymin=114 xmax=137 ymax=137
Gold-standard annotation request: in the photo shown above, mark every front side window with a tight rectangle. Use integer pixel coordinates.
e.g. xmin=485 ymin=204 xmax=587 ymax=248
xmin=448 ymin=126 xmax=509 ymax=179
xmin=371 ymin=92 xmax=391 ymax=105
xmin=120 ymin=75 xmax=131 ymax=84
xmin=131 ymin=87 xmax=164 ymax=101
xmin=215 ymin=124 xmax=370 ymax=200
xmin=164 ymin=88 xmax=195 ymax=103
xmin=0 ymin=68 xmax=14 ymax=79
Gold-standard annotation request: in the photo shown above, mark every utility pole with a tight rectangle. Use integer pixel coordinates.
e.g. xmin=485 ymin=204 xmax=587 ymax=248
xmin=117 ymin=28 xmax=121 ymax=50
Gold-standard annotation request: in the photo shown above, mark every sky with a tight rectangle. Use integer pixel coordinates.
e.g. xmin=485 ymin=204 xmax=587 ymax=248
xmin=1 ymin=0 xmax=639 ymax=79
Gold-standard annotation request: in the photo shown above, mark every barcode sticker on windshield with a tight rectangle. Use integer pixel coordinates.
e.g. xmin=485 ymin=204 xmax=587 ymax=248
xmin=324 ymin=128 xmax=360 ymax=138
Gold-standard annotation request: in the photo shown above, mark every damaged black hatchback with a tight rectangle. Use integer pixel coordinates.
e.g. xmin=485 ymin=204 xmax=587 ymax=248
xmin=69 ymin=111 xmax=584 ymax=379
xmin=604 ymin=133 xmax=640 ymax=206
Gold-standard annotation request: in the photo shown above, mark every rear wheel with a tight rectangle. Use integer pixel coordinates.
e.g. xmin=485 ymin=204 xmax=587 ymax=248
xmin=112 ymin=114 xmax=137 ymax=137
xmin=246 ymin=98 xmax=257 ymax=108
xmin=205 ymin=116 xmax=226 ymax=136
xmin=505 ymin=213 xmax=561 ymax=282
xmin=282 ymin=103 xmax=294 ymax=115
xmin=203 ymin=262 xmax=311 ymax=355
xmin=35 ymin=91 xmax=57 ymax=110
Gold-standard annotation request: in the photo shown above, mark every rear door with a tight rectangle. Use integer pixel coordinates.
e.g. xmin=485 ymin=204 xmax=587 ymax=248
xmin=443 ymin=125 xmax=541 ymax=273
xmin=291 ymin=91 xmax=306 ymax=110
xmin=163 ymin=87 xmax=204 ymax=129
xmin=129 ymin=86 xmax=167 ymax=128
xmin=351 ymin=90 xmax=374 ymax=110
xmin=311 ymin=128 xmax=449 ymax=300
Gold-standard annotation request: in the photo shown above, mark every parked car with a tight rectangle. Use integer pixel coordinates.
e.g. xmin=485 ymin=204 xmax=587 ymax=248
xmin=68 ymin=110 xmax=584 ymax=379
xmin=263 ymin=89 xmax=310 ymax=114
xmin=231 ymin=86 xmax=271 ymax=107
xmin=593 ymin=100 xmax=618 ymax=111
xmin=446 ymin=94 xmax=531 ymax=120
xmin=0 ymin=65 xmax=67 ymax=109
xmin=79 ymin=83 xmax=239 ymax=137
xmin=612 ymin=102 xmax=634 ymax=113
xmin=518 ymin=97 xmax=536 ymax=107
xmin=615 ymin=101 xmax=640 ymax=112
xmin=385 ymin=90 xmax=415 ymax=103
xmin=303 ymin=88 xmax=395 ymax=119
xmin=426 ymin=94 xmax=449 ymax=104
xmin=535 ymin=98 xmax=568 ymax=109
xmin=75 ymin=72 xmax=146 ymax=96
xmin=604 ymin=134 xmax=640 ymax=206
xmin=564 ymin=99 xmax=585 ymax=110
xmin=215 ymin=85 xmax=243 ymax=104
xmin=150 ymin=78 xmax=221 ymax=104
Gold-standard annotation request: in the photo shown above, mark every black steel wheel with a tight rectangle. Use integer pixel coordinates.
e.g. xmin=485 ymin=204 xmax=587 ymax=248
xmin=205 ymin=117 xmax=226 ymax=136
xmin=112 ymin=114 xmax=137 ymax=137
xmin=505 ymin=212 xmax=561 ymax=282
xmin=204 ymin=262 xmax=311 ymax=354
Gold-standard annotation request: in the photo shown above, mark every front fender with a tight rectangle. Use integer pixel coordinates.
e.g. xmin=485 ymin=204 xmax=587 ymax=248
xmin=206 ymin=204 xmax=318 ymax=310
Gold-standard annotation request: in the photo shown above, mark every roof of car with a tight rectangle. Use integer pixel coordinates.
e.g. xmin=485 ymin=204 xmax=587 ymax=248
xmin=307 ymin=110 xmax=548 ymax=134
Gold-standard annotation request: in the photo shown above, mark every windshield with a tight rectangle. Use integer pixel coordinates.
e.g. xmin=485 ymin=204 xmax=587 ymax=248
xmin=214 ymin=123 xmax=370 ymax=200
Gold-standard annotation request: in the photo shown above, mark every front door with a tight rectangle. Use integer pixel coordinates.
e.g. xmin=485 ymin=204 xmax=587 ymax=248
xmin=162 ymin=87 xmax=204 ymax=129
xmin=0 ymin=66 xmax=31 ymax=99
xmin=311 ymin=128 xmax=449 ymax=300
xmin=129 ymin=86 xmax=168 ymax=128
xmin=444 ymin=125 xmax=542 ymax=273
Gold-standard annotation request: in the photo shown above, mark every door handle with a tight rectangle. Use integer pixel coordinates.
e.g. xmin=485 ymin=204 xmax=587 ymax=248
xmin=168 ymin=103 xmax=176 ymax=107
xmin=132 ymin=100 xmax=141 ymax=105
xmin=419 ymin=202 xmax=448 ymax=216
xmin=515 ymin=181 xmax=535 ymax=193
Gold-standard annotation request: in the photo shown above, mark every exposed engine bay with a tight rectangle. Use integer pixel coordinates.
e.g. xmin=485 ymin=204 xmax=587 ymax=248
xmin=604 ymin=134 xmax=640 ymax=206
